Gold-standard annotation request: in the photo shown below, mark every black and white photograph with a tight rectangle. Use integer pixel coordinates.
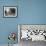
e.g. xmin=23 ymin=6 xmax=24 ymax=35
xmin=3 ymin=6 xmax=17 ymax=17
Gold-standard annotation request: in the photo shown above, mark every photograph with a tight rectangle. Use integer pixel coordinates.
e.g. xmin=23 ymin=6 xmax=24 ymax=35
xmin=3 ymin=6 xmax=17 ymax=17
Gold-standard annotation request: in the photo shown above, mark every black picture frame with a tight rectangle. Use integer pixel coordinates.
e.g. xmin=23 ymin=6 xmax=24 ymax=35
xmin=3 ymin=6 xmax=18 ymax=18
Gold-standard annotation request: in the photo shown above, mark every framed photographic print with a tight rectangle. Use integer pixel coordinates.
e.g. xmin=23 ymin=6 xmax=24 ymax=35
xmin=3 ymin=6 xmax=17 ymax=18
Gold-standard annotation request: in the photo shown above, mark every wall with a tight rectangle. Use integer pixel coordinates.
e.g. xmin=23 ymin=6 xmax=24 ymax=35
xmin=0 ymin=0 xmax=18 ymax=44
xmin=18 ymin=0 xmax=46 ymax=24
xmin=0 ymin=0 xmax=46 ymax=45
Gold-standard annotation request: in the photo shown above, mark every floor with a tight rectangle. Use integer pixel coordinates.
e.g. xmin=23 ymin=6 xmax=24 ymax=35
xmin=19 ymin=39 xmax=46 ymax=46
xmin=0 ymin=40 xmax=46 ymax=46
xmin=0 ymin=44 xmax=18 ymax=46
